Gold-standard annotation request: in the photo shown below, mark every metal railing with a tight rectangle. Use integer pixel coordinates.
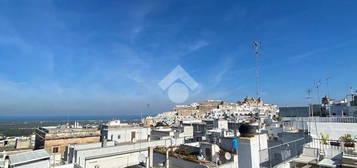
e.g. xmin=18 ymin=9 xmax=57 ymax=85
xmin=308 ymin=138 xmax=357 ymax=157
xmin=259 ymin=138 xmax=307 ymax=168
xmin=259 ymin=137 xmax=357 ymax=168
xmin=283 ymin=117 xmax=357 ymax=123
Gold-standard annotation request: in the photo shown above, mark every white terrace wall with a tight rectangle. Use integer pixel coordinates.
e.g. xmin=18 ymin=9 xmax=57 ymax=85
xmin=308 ymin=122 xmax=357 ymax=139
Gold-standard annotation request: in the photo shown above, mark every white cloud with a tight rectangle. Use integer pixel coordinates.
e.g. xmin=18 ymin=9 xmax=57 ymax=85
xmin=289 ymin=41 xmax=352 ymax=63
xmin=187 ymin=40 xmax=209 ymax=52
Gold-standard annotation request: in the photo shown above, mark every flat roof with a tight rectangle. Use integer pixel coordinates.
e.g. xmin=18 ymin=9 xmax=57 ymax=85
xmin=39 ymin=126 xmax=99 ymax=134
xmin=105 ymin=125 xmax=149 ymax=130
xmin=9 ymin=149 xmax=50 ymax=165
xmin=70 ymin=142 xmax=103 ymax=151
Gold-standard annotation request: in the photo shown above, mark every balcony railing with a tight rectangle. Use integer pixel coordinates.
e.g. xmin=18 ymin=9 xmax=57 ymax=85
xmin=307 ymin=138 xmax=357 ymax=157
xmin=259 ymin=137 xmax=307 ymax=168
xmin=283 ymin=117 xmax=357 ymax=123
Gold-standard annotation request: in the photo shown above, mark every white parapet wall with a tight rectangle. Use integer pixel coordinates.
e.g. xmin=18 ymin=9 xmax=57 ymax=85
xmin=74 ymin=138 xmax=185 ymax=168
xmin=283 ymin=117 xmax=357 ymax=139
xmin=308 ymin=122 xmax=357 ymax=139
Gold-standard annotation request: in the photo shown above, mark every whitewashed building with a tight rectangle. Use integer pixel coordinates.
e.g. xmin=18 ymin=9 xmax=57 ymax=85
xmin=67 ymin=138 xmax=184 ymax=168
xmin=100 ymin=120 xmax=151 ymax=143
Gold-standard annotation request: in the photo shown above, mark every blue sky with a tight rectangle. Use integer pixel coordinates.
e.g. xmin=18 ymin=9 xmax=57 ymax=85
xmin=0 ymin=0 xmax=357 ymax=116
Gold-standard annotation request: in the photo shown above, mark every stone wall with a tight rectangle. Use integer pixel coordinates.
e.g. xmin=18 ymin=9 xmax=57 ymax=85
xmin=15 ymin=139 xmax=31 ymax=149
xmin=44 ymin=136 xmax=100 ymax=156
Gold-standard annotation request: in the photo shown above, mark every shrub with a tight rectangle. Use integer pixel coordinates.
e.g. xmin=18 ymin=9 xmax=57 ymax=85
xmin=320 ymin=133 xmax=329 ymax=145
xmin=339 ymin=134 xmax=355 ymax=143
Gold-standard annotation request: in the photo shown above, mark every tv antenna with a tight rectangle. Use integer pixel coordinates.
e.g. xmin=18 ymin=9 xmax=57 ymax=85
xmin=326 ymin=77 xmax=332 ymax=97
xmin=306 ymin=89 xmax=312 ymax=106
xmin=306 ymin=88 xmax=313 ymax=133
xmin=147 ymin=104 xmax=151 ymax=117
xmin=314 ymin=80 xmax=322 ymax=116
xmin=315 ymin=80 xmax=321 ymax=104
xmin=253 ymin=41 xmax=261 ymax=99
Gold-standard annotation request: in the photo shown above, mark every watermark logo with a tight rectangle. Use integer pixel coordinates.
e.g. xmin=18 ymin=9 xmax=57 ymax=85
xmin=158 ymin=65 xmax=198 ymax=104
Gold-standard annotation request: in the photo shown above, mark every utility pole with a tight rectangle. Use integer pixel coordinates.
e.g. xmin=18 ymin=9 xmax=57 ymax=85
xmin=253 ymin=41 xmax=261 ymax=99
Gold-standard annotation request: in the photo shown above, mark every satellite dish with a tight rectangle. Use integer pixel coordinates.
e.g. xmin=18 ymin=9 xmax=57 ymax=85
xmin=197 ymin=155 xmax=204 ymax=161
xmin=138 ymin=153 xmax=146 ymax=163
xmin=224 ymin=152 xmax=232 ymax=160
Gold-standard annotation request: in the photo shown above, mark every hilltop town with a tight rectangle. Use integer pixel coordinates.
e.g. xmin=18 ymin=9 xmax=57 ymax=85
xmin=144 ymin=97 xmax=278 ymax=126
xmin=1 ymin=92 xmax=357 ymax=168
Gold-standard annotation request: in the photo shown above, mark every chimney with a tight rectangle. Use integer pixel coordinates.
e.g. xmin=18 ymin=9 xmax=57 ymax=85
xmin=238 ymin=124 xmax=263 ymax=168
xmin=4 ymin=155 xmax=10 ymax=168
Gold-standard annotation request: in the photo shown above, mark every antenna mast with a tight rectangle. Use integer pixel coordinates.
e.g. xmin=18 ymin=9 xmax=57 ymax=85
xmin=253 ymin=41 xmax=261 ymax=99
xmin=315 ymin=80 xmax=321 ymax=116
xmin=315 ymin=80 xmax=321 ymax=103
xmin=306 ymin=89 xmax=313 ymax=117
xmin=147 ymin=104 xmax=150 ymax=117
xmin=253 ymin=41 xmax=263 ymax=163
xmin=306 ymin=88 xmax=313 ymax=136
xmin=326 ymin=77 xmax=331 ymax=97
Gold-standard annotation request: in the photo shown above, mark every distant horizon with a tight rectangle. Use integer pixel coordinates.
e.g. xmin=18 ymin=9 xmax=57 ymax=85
xmin=0 ymin=114 xmax=143 ymax=122
xmin=0 ymin=90 xmax=354 ymax=116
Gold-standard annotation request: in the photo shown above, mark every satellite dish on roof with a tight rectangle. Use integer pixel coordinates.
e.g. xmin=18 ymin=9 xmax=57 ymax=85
xmin=138 ymin=153 xmax=146 ymax=163
xmin=197 ymin=155 xmax=204 ymax=160
xmin=224 ymin=152 xmax=232 ymax=160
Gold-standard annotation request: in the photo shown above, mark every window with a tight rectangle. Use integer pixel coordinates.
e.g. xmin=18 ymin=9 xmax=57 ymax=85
xmin=52 ymin=147 xmax=59 ymax=153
